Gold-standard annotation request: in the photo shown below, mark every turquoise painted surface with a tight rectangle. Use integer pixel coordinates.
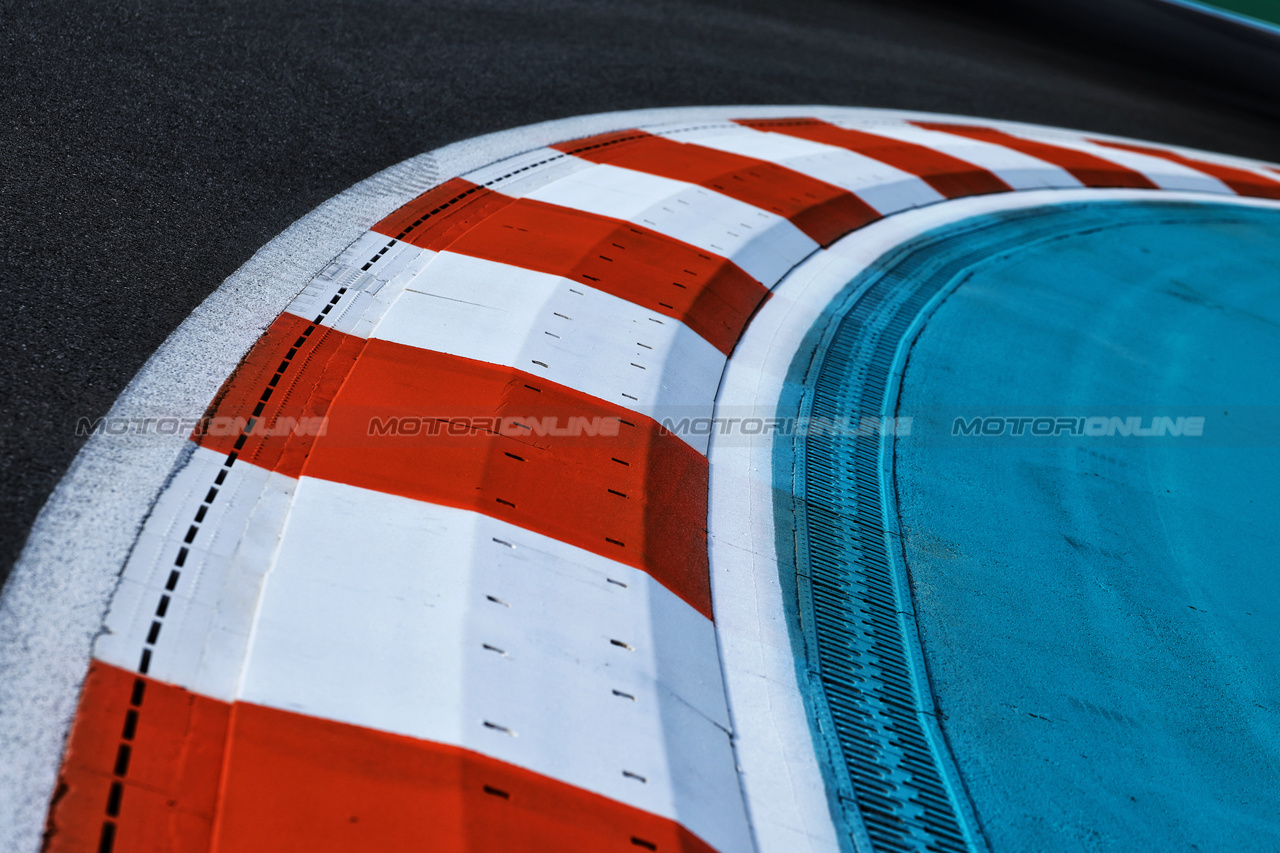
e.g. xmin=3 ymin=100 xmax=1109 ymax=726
xmin=891 ymin=206 xmax=1280 ymax=850
xmin=1186 ymin=0 xmax=1280 ymax=28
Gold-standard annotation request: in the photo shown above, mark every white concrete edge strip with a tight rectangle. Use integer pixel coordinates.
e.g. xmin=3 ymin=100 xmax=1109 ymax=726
xmin=5 ymin=101 xmax=1280 ymax=851
xmin=708 ymin=186 xmax=1280 ymax=853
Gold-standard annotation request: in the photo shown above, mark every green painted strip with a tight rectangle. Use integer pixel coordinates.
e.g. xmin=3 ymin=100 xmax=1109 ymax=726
xmin=1174 ymin=0 xmax=1280 ymax=28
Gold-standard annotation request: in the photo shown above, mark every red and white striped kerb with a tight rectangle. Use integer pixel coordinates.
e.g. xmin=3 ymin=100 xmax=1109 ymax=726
xmin=42 ymin=114 xmax=1280 ymax=853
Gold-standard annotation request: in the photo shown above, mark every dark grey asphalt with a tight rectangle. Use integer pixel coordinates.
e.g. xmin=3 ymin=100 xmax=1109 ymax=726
xmin=3 ymin=0 xmax=1279 ymax=588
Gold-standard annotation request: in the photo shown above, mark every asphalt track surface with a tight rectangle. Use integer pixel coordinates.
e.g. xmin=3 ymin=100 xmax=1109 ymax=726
xmin=3 ymin=0 xmax=1280 ymax=587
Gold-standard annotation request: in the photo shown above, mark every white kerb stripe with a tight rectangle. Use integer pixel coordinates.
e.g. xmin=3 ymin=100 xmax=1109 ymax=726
xmin=524 ymin=162 xmax=819 ymax=286
xmin=1002 ymin=130 xmax=1234 ymax=194
xmin=237 ymin=477 xmax=750 ymax=853
xmin=845 ymin=120 xmax=1084 ymax=191
xmin=94 ymin=446 xmax=296 ymax=702
xmin=369 ymin=251 xmax=725 ymax=455
xmin=668 ymin=123 xmax=945 ymax=215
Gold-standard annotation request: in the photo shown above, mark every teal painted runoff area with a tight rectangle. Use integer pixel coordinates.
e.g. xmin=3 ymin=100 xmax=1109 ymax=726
xmin=891 ymin=206 xmax=1280 ymax=850
xmin=777 ymin=201 xmax=1280 ymax=852
xmin=1192 ymin=0 xmax=1280 ymax=27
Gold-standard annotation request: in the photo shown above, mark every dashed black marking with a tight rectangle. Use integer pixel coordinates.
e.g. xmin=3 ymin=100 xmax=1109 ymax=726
xmin=99 ymin=282 xmax=358 ymax=850
xmin=105 ymin=783 xmax=122 ymax=818
xmin=97 ymin=821 xmax=116 ymax=853
xmin=112 ymin=745 xmax=131 ymax=777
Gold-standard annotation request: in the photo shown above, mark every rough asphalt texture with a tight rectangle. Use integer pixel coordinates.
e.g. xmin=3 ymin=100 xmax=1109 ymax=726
xmin=3 ymin=0 xmax=1279 ymax=588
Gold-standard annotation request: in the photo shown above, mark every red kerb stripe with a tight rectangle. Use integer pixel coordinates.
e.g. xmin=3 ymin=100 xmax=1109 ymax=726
xmin=47 ymin=662 xmax=718 ymax=853
xmin=216 ymin=701 xmax=718 ymax=852
xmin=913 ymin=122 xmax=1160 ymax=190
xmin=735 ymin=117 xmax=1012 ymax=199
xmin=553 ymin=128 xmax=878 ymax=247
xmin=436 ymin=197 xmax=767 ymax=355
xmin=197 ymin=322 xmax=712 ymax=619
xmin=375 ymin=178 xmax=767 ymax=356
xmin=1090 ymin=138 xmax=1280 ymax=200
xmin=194 ymin=311 xmax=366 ymax=479
xmin=301 ymin=340 xmax=713 ymax=619
xmin=374 ymin=177 xmax=518 ymax=251
xmin=45 ymin=662 xmax=228 ymax=853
